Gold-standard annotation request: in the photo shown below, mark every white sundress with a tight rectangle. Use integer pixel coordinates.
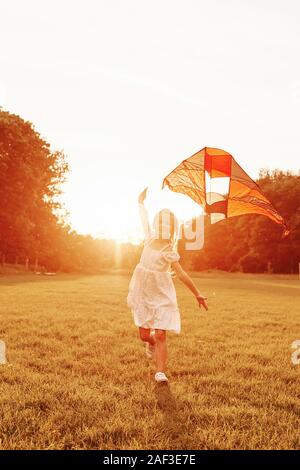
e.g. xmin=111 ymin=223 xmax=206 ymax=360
xmin=127 ymin=204 xmax=181 ymax=334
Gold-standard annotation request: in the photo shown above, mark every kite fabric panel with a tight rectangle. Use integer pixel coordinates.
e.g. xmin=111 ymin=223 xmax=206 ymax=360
xmin=162 ymin=147 xmax=289 ymax=236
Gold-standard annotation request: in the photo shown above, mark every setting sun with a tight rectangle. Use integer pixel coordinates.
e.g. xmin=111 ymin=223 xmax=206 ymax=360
xmin=63 ymin=176 xmax=204 ymax=241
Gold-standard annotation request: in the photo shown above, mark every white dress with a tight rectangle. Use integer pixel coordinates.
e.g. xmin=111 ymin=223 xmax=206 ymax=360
xmin=127 ymin=204 xmax=181 ymax=333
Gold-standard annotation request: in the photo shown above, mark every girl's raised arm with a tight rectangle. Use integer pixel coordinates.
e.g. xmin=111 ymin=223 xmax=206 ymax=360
xmin=138 ymin=187 xmax=151 ymax=240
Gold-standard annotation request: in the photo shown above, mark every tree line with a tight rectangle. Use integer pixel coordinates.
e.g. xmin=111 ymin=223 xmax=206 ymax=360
xmin=0 ymin=109 xmax=125 ymax=273
xmin=179 ymin=170 xmax=300 ymax=273
xmin=0 ymin=109 xmax=299 ymax=274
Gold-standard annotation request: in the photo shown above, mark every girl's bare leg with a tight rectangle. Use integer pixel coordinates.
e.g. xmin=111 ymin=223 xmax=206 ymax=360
xmin=154 ymin=329 xmax=167 ymax=372
xmin=139 ymin=327 xmax=155 ymax=346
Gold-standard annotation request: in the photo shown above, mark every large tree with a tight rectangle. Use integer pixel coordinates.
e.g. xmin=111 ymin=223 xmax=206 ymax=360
xmin=0 ymin=109 xmax=68 ymax=266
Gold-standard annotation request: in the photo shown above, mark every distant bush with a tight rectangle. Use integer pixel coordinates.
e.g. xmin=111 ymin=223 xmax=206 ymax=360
xmin=239 ymin=254 xmax=266 ymax=273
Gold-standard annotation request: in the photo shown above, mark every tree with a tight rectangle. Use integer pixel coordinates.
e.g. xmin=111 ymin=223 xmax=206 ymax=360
xmin=0 ymin=109 xmax=68 ymax=266
xmin=180 ymin=170 xmax=300 ymax=273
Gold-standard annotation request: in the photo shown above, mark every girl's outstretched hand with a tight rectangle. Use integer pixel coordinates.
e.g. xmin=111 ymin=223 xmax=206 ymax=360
xmin=138 ymin=187 xmax=148 ymax=204
xmin=197 ymin=295 xmax=208 ymax=311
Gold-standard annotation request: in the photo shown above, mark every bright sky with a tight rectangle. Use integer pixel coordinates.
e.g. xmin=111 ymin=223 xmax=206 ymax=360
xmin=1 ymin=0 xmax=300 ymax=240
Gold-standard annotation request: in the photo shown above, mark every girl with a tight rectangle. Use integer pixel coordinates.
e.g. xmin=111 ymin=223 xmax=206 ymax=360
xmin=127 ymin=187 xmax=208 ymax=383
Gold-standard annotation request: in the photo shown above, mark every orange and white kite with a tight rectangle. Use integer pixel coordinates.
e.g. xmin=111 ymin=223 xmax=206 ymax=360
xmin=163 ymin=147 xmax=289 ymax=236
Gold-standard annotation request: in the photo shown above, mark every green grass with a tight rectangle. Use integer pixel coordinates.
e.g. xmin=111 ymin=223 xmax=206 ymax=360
xmin=0 ymin=272 xmax=300 ymax=450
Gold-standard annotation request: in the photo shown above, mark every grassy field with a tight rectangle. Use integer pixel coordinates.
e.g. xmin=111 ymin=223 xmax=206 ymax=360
xmin=0 ymin=272 xmax=300 ymax=450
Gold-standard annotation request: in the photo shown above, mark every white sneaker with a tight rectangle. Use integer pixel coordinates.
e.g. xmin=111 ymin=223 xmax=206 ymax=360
xmin=145 ymin=342 xmax=155 ymax=359
xmin=155 ymin=372 xmax=168 ymax=383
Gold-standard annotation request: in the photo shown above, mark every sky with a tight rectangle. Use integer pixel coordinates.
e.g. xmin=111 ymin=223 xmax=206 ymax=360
xmin=1 ymin=0 xmax=299 ymax=240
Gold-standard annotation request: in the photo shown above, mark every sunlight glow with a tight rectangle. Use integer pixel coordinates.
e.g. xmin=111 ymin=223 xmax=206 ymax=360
xmin=65 ymin=183 xmax=203 ymax=242
xmin=2 ymin=1 xmax=298 ymax=241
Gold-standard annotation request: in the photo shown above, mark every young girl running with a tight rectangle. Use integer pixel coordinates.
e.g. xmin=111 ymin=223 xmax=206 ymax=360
xmin=127 ymin=187 xmax=208 ymax=383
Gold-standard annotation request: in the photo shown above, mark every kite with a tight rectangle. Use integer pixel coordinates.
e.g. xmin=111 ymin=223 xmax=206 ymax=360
xmin=162 ymin=147 xmax=289 ymax=237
